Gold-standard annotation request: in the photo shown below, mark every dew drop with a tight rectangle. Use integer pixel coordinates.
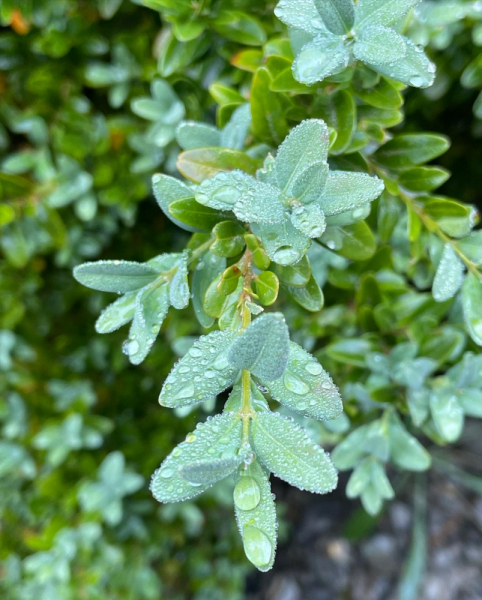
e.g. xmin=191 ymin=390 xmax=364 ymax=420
xmin=160 ymin=468 xmax=173 ymax=478
xmin=284 ymin=371 xmax=310 ymax=395
xmin=234 ymin=476 xmax=261 ymax=511
xmin=127 ymin=340 xmax=139 ymax=355
xmin=273 ymin=246 xmax=301 ymax=265
xmin=186 ymin=433 xmax=196 ymax=443
xmin=305 ymin=362 xmax=322 ymax=376
xmin=189 ymin=347 xmax=203 ymax=358
xmin=173 ymin=383 xmax=195 ymax=400
xmin=410 ymin=75 xmax=424 ymax=87
xmin=243 ymin=525 xmax=272 ymax=568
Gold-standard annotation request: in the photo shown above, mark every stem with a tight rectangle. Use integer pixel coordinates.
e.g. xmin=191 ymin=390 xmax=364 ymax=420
xmin=238 ymin=249 xmax=255 ymax=442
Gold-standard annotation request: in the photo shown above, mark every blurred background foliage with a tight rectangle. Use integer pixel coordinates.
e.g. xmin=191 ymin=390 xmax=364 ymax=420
xmin=1 ymin=0 xmax=482 ymax=598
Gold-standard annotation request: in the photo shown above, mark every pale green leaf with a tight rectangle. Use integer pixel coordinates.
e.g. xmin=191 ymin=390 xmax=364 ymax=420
xmin=150 ymin=412 xmax=242 ymax=503
xmin=275 ymin=0 xmax=328 ymax=36
xmin=332 ymin=424 xmax=370 ymax=469
xmin=430 ymin=391 xmax=464 ymax=442
xmin=234 ymin=181 xmax=286 ymax=224
xmin=152 ymin=173 xmax=202 ymax=233
xmin=432 ymin=243 xmax=464 ymax=302
xmin=346 ymin=457 xmax=372 ymax=498
xmin=355 ymin=0 xmax=420 ymax=29
xmin=252 ymin=220 xmax=311 ymax=266
xmin=354 ymin=26 xmax=407 ymax=65
xmin=179 ymin=456 xmax=242 ymax=485
xmin=195 ymin=170 xmax=255 ymax=211
xmin=251 ymin=412 xmax=338 ymax=493
xmin=159 ymin=330 xmax=238 ymax=407
xmin=176 ymin=121 xmax=221 ymax=150
xmin=192 ymin=252 xmax=226 ymax=328
xmin=227 ymin=313 xmax=290 ymax=381
xmin=290 ymin=202 xmax=326 ymax=238
xmin=314 ymin=0 xmax=355 ymax=34
xmin=371 ymin=38 xmax=435 ymax=88
xmin=285 ymin=274 xmax=324 ymax=311
xmin=462 ymin=273 xmax=482 ymax=345
xmin=169 ymin=253 xmax=190 ymax=309
xmin=221 ymin=103 xmax=252 ymax=150
xmin=95 ymin=292 xmax=136 ymax=334
xmin=74 ymin=260 xmax=159 ymax=293
xmin=293 ymin=36 xmax=351 ymax=85
xmin=319 ymin=170 xmax=384 ymax=217
xmin=265 ymin=341 xmax=342 ymax=420
xmin=388 ymin=413 xmax=431 ymax=471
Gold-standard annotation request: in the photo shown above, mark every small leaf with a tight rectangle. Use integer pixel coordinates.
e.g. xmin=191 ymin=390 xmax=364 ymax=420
xmin=152 ymin=173 xmax=202 ymax=233
xmin=456 ymin=231 xmax=482 ymax=265
xmin=212 ymin=221 xmax=246 ymax=258
xmin=332 ymin=424 xmax=370 ymax=469
xmin=432 ymin=244 xmax=464 ymax=302
xmin=314 ymin=0 xmax=355 ymax=34
xmin=290 ymin=202 xmax=327 ymax=238
xmin=251 ymin=68 xmax=289 ymax=145
xmin=355 ymin=0 xmax=420 ymax=29
xmin=177 ymin=148 xmax=259 ymax=183
xmin=150 ymin=412 xmax=242 ymax=503
xmin=319 ymin=170 xmax=384 ymax=217
xmin=255 ymin=271 xmax=279 ymax=306
xmin=354 ymin=26 xmax=406 ymax=65
xmin=265 ymin=341 xmax=342 ymax=421
xmin=373 ymin=134 xmax=450 ymax=170
xmin=346 ymin=457 xmax=372 ymax=498
xmin=176 ymin=121 xmax=221 ymax=150
xmin=74 ymin=261 xmax=159 ymax=293
xmin=321 ymin=221 xmax=377 ymax=261
xmin=169 ymin=197 xmax=227 ymax=231
xmin=251 ymin=412 xmax=338 ymax=493
xmin=271 ymin=256 xmax=311 ymax=287
xmin=220 ymin=103 xmax=252 ymax=150
xmin=430 ymin=391 xmax=464 ymax=442
xmin=124 ymin=283 xmax=170 ymax=364
xmin=195 ymin=170 xmax=255 ymax=211
xmin=285 ymin=274 xmax=324 ymax=312
xmin=95 ymin=293 xmax=136 ymax=334
xmin=180 ymin=456 xmax=242 ymax=485
xmin=372 ymin=38 xmax=435 ymax=89
xmin=234 ymin=181 xmax=286 ymax=224
xmin=315 ymin=90 xmax=356 ymax=154
xmin=399 ymin=166 xmax=450 ymax=192
xmin=169 ymin=253 xmax=190 ymax=309
xmin=211 ymin=10 xmax=267 ymax=46
xmin=234 ymin=460 xmax=277 ymax=572
xmin=292 ymin=36 xmax=351 ymax=85
xmin=462 ymin=273 xmax=482 ymax=345
xmin=274 ymin=0 xmax=325 ymax=36
xmin=192 ymin=252 xmax=226 ymax=328
xmin=388 ymin=413 xmax=431 ymax=471
xmin=159 ymin=330 xmax=238 ymax=408
xmin=228 ymin=313 xmax=290 ymax=381
xmin=252 ymin=220 xmax=311 ymax=266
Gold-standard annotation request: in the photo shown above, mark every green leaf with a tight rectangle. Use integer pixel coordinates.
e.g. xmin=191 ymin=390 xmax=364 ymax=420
xmin=355 ymin=0 xmax=420 ymax=29
xmin=354 ymin=26 xmax=407 ymax=66
xmin=388 ymin=413 xmax=431 ymax=471
xmin=271 ymin=256 xmax=311 ymax=287
xmin=332 ymin=424 xmax=370 ymax=469
xmin=274 ymin=0 xmax=324 ymax=36
xmin=265 ymin=341 xmax=342 ymax=421
xmin=152 ymin=174 xmax=202 ymax=233
xmin=159 ymin=330 xmax=238 ymax=407
xmin=292 ymin=36 xmax=351 ymax=85
xmin=169 ymin=253 xmax=190 ymax=310
xmin=234 ymin=181 xmax=286 ymax=224
xmin=211 ymin=10 xmax=267 ymax=46
xmin=252 ymin=220 xmax=311 ymax=266
xmin=290 ymin=202 xmax=327 ymax=238
xmin=192 ymin=252 xmax=226 ymax=328
xmin=399 ymin=166 xmax=450 ymax=192
xmin=373 ymin=134 xmax=450 ymax=170
xmin=125 ymin=282 xmax=170 ymax=364
xmin=234 ymin=460 xmax=277 ymax=572
xmin=354 ymin=77 xmax=403 ymax=109
xmin=227 ymin=313 xmax=289 ymax=381
xmin=255 ymin=271 xmax=279 ymax=306
xmin=371 ymin=38 xmax=435 ymax=88
xmin=176 ymin=121 xmax=221 ymax=150
xmin=177 ymin=148 xmax=259 ymax=183
xmin=314 ymin=0 xmax=355 ymax=34
xmin=319 ymin=170 xmax=384 ymax=216
xmin=169 ymin=198 xmax=227 ymax=231
xmin=455 ymin=231 xmax=482 ymax=265
xmin=461 ymin=53 xmax=482 ymax=89
xmin=321 ymin=221 xmax=376 ymax=261
xmin=251 ymin=68 xmax=289 ymax=145
xmin=371 ymin=460 xmax=394 ymax=499
xmin=430 ymin=391 xmax=464 ymax=442
xmin=73 ymin=261 xmax=159 ymax=293
xmin=95 ymin=292 xmax=136 ymax=334
xmin=459 ymin=389 xmax=482 ymax=418
xmin=462 ymin=273 xmax=482 ymax=345
xmin=360 ymin=482 xmax=382 ymax=515
xmin=195 ymin=170 xmax=255 ymax=211
xmin=346 ymin=457 xmax=372 ymax=498
xmin=158 ymin=30 xmax=209 ymax=77
xmin=423 ymin=197 xmax=472 ymax=238
xmin=274 ymin=119 xmax=330 ymax=195
xmin=285 ymin=274 xmax=324 ymax=311
xmin=432 ymin=244 xmax=464 ymax=302
xmin=150 ymin=412 xmax=242 ymax=503
xmin=212 ymin=221 xmax=246 ymax=258
xmin=180 ymin=456 xmax=242 ymax=485
xmin=251 ymin=412 xmax=338 ymax=493
xmin=315 ymin=91 xmax=356 ymax=154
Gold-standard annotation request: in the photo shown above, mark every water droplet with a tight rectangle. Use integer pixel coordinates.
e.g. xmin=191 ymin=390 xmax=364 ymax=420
xmin=179 ymin=366 xmax=190 ymax=374
xmin=160 ymin=468 xmax=173 ymax=478
xmin=410 ymin=75 xmax=424 ymax=87
xmin=243 ymin=525 xmax=272 ymax=568
xmin=305 ymin=362 xmax=322 ymax=376
xmin=284 ymin=371 xmax=310 ymax=395
xmin=234 ymin=477 xmax=261 ymax=511
xmin=273 ymin=246 xmax=302 ymax=265
xmin=174 ymin=383 xmax=195 ymax=400
xmin=205 ymin=370 xmax=216 ymax=378
xmin=127 ymin=340 xmax=139 ymax=355
xmin=186 ymin=433 xmax=196 ymax=443
xmin=189 ymin=347 xmax=202 ymax=358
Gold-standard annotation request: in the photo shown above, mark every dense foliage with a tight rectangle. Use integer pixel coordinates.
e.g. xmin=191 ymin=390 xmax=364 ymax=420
xmin=2 ymin=0 xmax=482 ymax=596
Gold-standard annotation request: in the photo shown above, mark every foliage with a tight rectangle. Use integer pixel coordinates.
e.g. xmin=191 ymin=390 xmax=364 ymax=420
xmin=2 ymin=0 xmax=482 ymax=593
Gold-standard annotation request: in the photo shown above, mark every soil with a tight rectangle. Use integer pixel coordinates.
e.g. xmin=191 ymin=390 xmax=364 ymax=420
xmin=246 ymin=425 xmax=482 ymax=600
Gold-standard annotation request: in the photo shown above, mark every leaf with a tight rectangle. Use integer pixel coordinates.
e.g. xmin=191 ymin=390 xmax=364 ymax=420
xmin=255 ymin=271 xmax=279 ymax=306
xmin=192 ymin=252 xmax=226 ymax=328
xmin=290 ymin=202 xmax=327 ymax=238
xmin=124 ymin=282 xmax=170 ymax=364
xmin=95 ymin=292 xmax=136 ymax=334
xmin=315 ymin=90 xmax=356 ymax=154
xmin=177 ymin=148 xmax=259 ymax=183
xmin=211 ymin=10 xmax=266 ymax=46
xmin=346 ymin=457 xmax=372 ymax=497
xmin=221 ymin=103 xmax=252 ymax=150
xmin=74 ymin=261 xmax=159 ymax=293
xmin=158 ymin=30 xmax=209 ymax=77
xmin=159 ymin=330 xmax=238 ymax=407
xmin=455 ymin=231 xmax=482 ymax=265
xmin=169 ymin=198 xmax=227 ymax=232
xmin=152 ymin=173 xmax=202 ymax=233
xmin=285 ymin=274 xmax=324 ymax=311
xmin=271 ymin=256 xmax=311 ymax=287
xmin=430 ymin=391 xmax=464 ymax=442
xmin=355 ymin=0 xmax=420 ymax=29
xmin=388 ymin=413 xmax=431 ymax=471
xmin=234 ymin=460 xmax=277 ymax=572
xmin=234 ymin=181 xmax=286 ymax=224
xmin=314 ymin=0 xmax=355 ymax=34
xmin=251 ymin=68 xmax=289 ymax=145
xmin=265 ymin=341 xmax=342 ymax=420
xmin=176 ymin=121 xmax=221 ymax=150
xmin=150 ymin=412 xmax=242 ymax=503
xmin=227 ymin=313 xmax=290 ymax=381
xmin=462 ymin=273 xmax=482 ymax=345
xmin=169 ymin=253 xmax=190 ymax=309
xmin=321 ymin=221 xmax=377 ymax=261
xmin=399 ymin=166 xmax=450 ymax=192
xmin=373 ymin=134 xmax=450 ymax=170
xmin=319 ymin=170 xmax=384 ymax=216
xmin=292 ymin=36 xmax=351 ymax=85
xmin=354 ymin=77 xmax=403 ymax=109
xmin=211 ymin=221 xmax=246 ymax=258
xmin=195 ymin=170 xmax=255 ymax=211
xmin=251 ymin=412 xmax=338 ymax=493
xmin=252 ymin=220 xmax=311 ymax=266
xmin=274 ymin=119 xmax=330 ymax=195
xmin=354 ymin=26 xmax=407 ymax=65
xmin=180 ymin=456 xmax=242 ymax=485
xmin=274 ymin=0 xmax=326 ymax=36
xmin=371 ymin=38 xmax=435 ymax=88
xmin=432 ymin=244 xmax=464 ymax=302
